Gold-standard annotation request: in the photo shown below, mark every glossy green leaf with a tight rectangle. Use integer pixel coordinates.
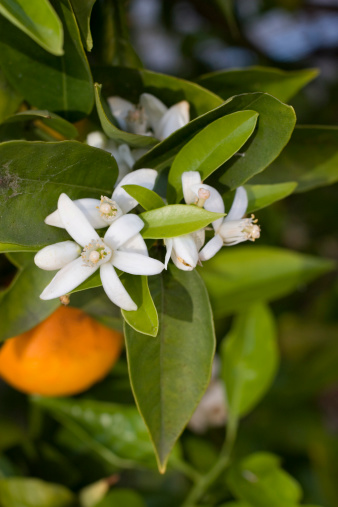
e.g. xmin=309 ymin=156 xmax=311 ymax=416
xmin=0 ymin=141 xmax=118 ymax=249
xmin=124 ymin=265 xmax=215 ymax=471
xmin=1 ymin=110 xmax=78 ymax=139
xmin=0 ymin=477 xmax=75 ymax=507
xmin=34 ymin=397 xmax=157 ymax=466
xmin=244 ymin=182 xmax=297 ymax=212
xmin=226 ymin=452 xmax=302 ymax=507
xmin=135 ymin=93 xmax=295 ymax=185
xmin=140 ymin=205 xmax=224 ymax=239
xmin=121 ymin=274 xmax=158 ymax=337
xmin=0 ymin=0 xmax=63 ymax=56
xmin=0 ymin=0 xmax=94 ymax=121
xmin=0 ymin=253 xmax=59 ymax=342
xmin=70 ymin=287 xmax=123 ymax=331
xmin=122 ymin=184 xmax=165 ymax=211
xmin=94 ymin=83 xmax=158 ymax=148
xmin=197 ymin=66 xmax=318 ymax=103
xmin=0 ymin=69 xmax=22 ymax=123
xmin=221 ymin=302 xmax=279 ymax=417
xmin=94 ymin=489 xmax=146 ymax=507
xmin=167 ymin=110 xmax=258 ymax=203
xmin=252 ymin=126 xmax=338 ymax=193
xmin=70 ymin=0 xmax=96 ymax=51
xmin=199 ymin=246 xmax=334 ymax=318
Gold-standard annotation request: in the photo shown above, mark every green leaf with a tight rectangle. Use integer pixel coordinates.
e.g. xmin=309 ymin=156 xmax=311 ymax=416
xmin=94 ymin=489 xmax=146 ymax=507
xmin=122 ymin=185 xmax=165 ymax=211
xmin=34 ymin=397 xmax=157 ymax=467
xmin=135 ymin=93 xmax=295 ymax=185
xmin=167 ymin=110 xmax=258 ymax=203
xmin=244 ymin=182 xmax=297 ymax=212
xmin=0 ymin=477 xmax=75 ymax=507
xmin=251 ymin=126 xmax=338 ymax=193
xmin=0 ymin=0 xmax=63 ymax=56
xmin=121 ymin=274 xmax=158 ymax=337
xmin=0 ymin=110 xmax=78 ymax=139
xmin=0 ymin=141 xmax=118 ymax=249
xmin=70 ymin=0 xmax=96 ymax=52
xmin=70 ymin=287 xmax=123 ymax=331
xmin=197 ymin=66 xmax=318 ymax=103
xmin=226 ymin=452 xmax=302 ymax=507
xmin=124 ymin=265 xmax=215 ymax=471
xmin=0 ymin=0 xmax=94 ymax=121
xmin=140 ymin=205 xmax=224 ymax=239
xmin=0 ymin=69 xmax=22 ymax=123
xmin=94 ymin=83 xmax=158 ymax=148
xmin=0 ymin=253 xmax=59 ymax=342
xmin=199 ymin=246 xmax=334 ymax=318
xmin=221 ymin=302 xmax=279 ymax=417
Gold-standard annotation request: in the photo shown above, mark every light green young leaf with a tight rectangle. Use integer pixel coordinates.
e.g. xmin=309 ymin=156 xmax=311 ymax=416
xmin=226 ymin=452 xmax=302 ymax=507
xmin=0 ymin=0 xmax=63 ymax=56
xmin=0 ymin=141 xmax=118 ymax=250
xmin=0 ymin=477 xmax=75 ymax=507
xmin=70 ymin=0 xmax=97 ymax=51
xmin=239 ymin=182 xmax=297 ymax=213
xmin=0 ymin=0 xmax=94 ymax=121
xmin=197 ymin=66 xmax=318 ymax=103
xmin=221 ymin=302 xmax=279 ymax=417
xmin=167 ymin=110 xmax=258 ymax=203
xmin=94 ymin=83 xmax=158 ymax=148
xmin=140 ymin=205 xmax=224 ymax=239
xmin=122 ymin=184 xmax=165 ymax=211
xmin=0 ymin=110 xmax=78 ymax=139
xmin=252 ymin=126 xmax=338 ymax=193
xmin=199 ymin=246 xmax=334 ymax=318
xmin=121 ymin=274 xmax=158 ymax=337
xmin=124 ymin=265 xmax=215 ymax=472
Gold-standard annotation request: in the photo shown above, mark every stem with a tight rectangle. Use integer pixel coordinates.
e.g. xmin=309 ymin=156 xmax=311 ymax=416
xmin=181 ymin=414 xmax=238 ymax=507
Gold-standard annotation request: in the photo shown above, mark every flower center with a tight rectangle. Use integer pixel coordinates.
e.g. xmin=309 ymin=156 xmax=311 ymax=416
xmin=97 ymin=196 xmax=123 ymax=223
xmin=126 ymin=106 xmax=148 ymax=135
xmin=219 ymin=215 xmax=261 ymax=245
xmin=81 ymin=239 xmax=112 ymax=267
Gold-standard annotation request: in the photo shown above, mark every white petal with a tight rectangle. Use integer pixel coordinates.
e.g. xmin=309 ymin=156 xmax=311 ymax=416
xmin=164 ymin=238 xmax=173 ymax=268
xmin=112 ymin=168 xmax=158 ymax=213
xmin=58 ymin=194 xmax=100 ymax=247
xmin=34 ymin=241 xmax=81 ymax=271
xmin=200 ymin=184 xmax=225 ymax=232
xmin=155 ymin=101 xmax=190 ymax=140
xmin=100 ymin=263 xmax=137 ymax=311
xmin=40 ymin=257 xmax=98 ymax=300
xmin=86 ymin=131 xmax=107 ymax=149
xmin=107 ymin=96 xmax=134 ymax=131
xmin=119 ymin=233 xmax=149 ymax=256
xmin=112 ymin=251 xmax=164 ymax=275
xmin=199 ymin=234 xmax=223 ymax=261
xmin=171 ymin=248 xmax=193 ymax=271
xmin=45 ymin=199 xmax=107 ymax=230
xmin=191 ymin=229 xmax=205 ymax=251
xmin=172 ymin=235 xmax=199 ymax=268
xmin=140 ymin=93 xmax=167 ymax=132
xmin=182 ymin=171 xmax=201 ymax=205
xmin=225 ymin=186 xmax=248 ymax=221
xmin=104 ymin=214 xmax=144 ymax=250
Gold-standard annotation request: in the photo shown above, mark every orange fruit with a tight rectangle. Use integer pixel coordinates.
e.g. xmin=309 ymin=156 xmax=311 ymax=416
xmin=0 ymin=306 xmax=123 ymax=396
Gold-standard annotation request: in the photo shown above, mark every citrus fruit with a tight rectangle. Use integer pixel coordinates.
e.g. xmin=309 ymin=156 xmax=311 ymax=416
xmin=0 ymin=306 xmax=123 ymax=396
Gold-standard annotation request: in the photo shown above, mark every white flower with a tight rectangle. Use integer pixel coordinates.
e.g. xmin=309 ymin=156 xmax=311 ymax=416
xmin=107 ymin=93 xmax=190 ymax=141
xmin=35 ymin=194 xmax=165 ymax=311
xmin=44 ymin=168 xmax=158 ymax=232
xmin=164 ymin=171 xmax=222 ymax=271
xmin=199 ymin=186 xmax=261 ymax=262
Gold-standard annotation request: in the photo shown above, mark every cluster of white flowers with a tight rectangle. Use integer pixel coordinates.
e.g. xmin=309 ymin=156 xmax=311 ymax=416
xmin=35 ymin=93 xmax=260 ymax=312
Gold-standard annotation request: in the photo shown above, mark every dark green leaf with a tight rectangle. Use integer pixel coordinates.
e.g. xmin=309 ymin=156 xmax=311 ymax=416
xmin=0 ymin=253 xmax=59 ymax=342
xmin=0 ymin=477 xmax=75 ymax=507
xmin=70 ymin=287 xmax=123 ymax=331
xmin=122 ymin=185 xmax=165 ymax=211
xmin=0 ymin=69 xmax=22 ymax=123
xmin=94 ymin=489 xmax=146 ymax=507
xmin=221 ymin=302 xmax=279 ymax=417
xmin=0 ymin=0 xmax=94 ymax=121
xmin=0 ymin=0 xmax=63 ymax=56
xmin=0 ymin=141 xmax=118 ymax=249
xmin=199 ymin=246 xmax=334 ymax=318
xmin=244 ymin=182 xmax=297 ymax=212
xmin=121 ymin=274 xmax=158 ymax=337
xmin=1 ymin=110 xmax=78 ymax=139
xmin=251 ymin=126 xmax=338 ymax=193
xmin=70 ymin=0 xmax=96 ymax=51
xmin=197 ymin=66 xmax=318 ymax=103
xmin=226 ymin=452 xmax=302 ymax=507
xmin=124 ymin=265 xmax=215 ymax=471
xmin=167 ymin=110 xmax=258 ymax=203
xmin=140 ymin=205 xmax=224 ymax=239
